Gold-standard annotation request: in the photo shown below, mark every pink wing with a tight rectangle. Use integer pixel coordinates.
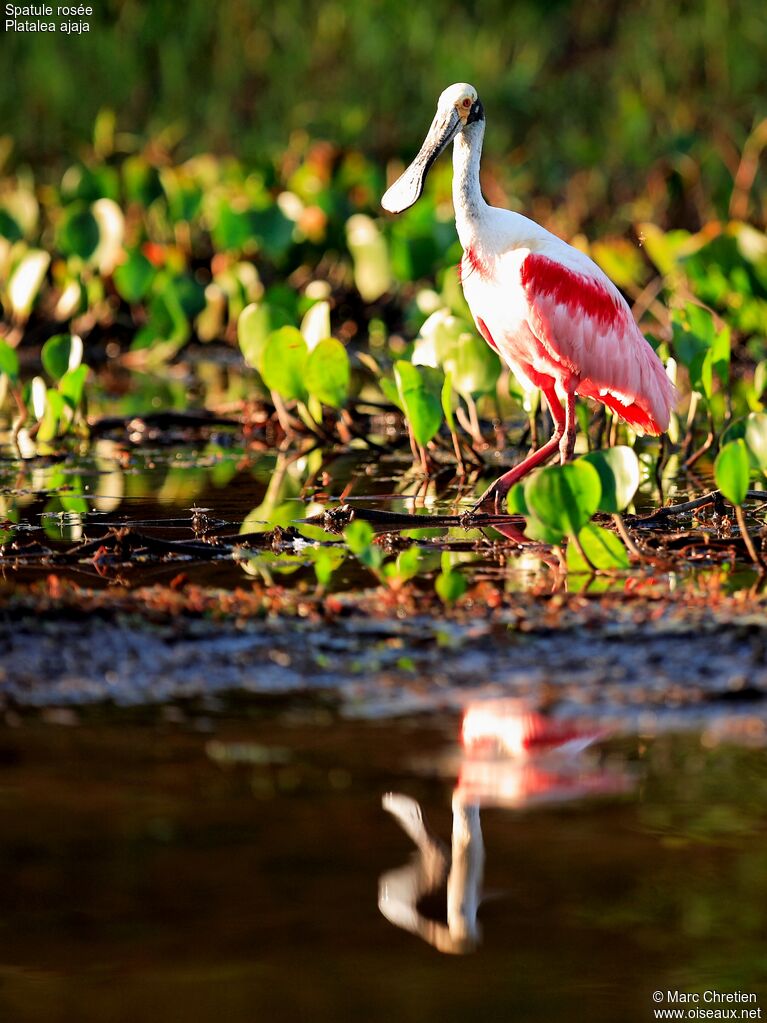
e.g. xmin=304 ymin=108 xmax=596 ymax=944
xmin=520 ymin=253 xmax=676 ymax=434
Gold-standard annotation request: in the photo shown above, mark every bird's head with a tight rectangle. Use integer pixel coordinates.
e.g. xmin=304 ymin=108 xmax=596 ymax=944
xmin=381 ymin=83 xmax=484 ymax=214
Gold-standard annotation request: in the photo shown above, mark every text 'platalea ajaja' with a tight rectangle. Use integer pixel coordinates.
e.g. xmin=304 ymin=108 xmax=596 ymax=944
xmin=382 ymin=83 xmax=677 ymax=507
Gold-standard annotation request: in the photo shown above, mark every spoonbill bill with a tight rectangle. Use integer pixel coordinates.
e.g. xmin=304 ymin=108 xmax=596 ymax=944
xmin=382 ymin=83 xmax=677 ymax=507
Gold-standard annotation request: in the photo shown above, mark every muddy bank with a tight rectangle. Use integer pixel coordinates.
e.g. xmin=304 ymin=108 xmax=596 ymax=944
xmin=2 ymin=607 xmax=766 ymax=728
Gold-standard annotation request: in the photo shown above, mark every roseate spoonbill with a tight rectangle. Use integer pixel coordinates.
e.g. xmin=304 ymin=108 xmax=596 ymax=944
xmin=382 ymin=83 xmax=677 ymax=507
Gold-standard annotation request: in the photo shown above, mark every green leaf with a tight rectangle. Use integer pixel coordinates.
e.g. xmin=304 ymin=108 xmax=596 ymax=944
xmin=0 ymin=209 xmax=22 ymax=242
xmin=443 ymin=331 xmax=500 ymax=397
xmin=59 ymin=365 xmax=89 ymax=409
xmin=671 ymin=304 xmax=729 ymax=398
xmin=391 ymin=545 xmax=421 ymax=581
xmin=345 ymin=518 xmax=375 ymax=553
xmin=441 ymin=372 xmax=455 ymax=432
xmin=172 ymin=275 xmax=206 ymax=321
xmin=744 ymin=413 xmax=767 ymax=471
xmin=582 ymin=447 xmax=640 ymax=513
xmin=212 ymin=202 xmax=254 ymax=251
xmin=637 ymin=224 xmax=690 ymax=275
xmin=300 ymin=300 xmax=331 ymax=351
xmin=7 ymin=249 xmax=50 ymax=318
xmin=711 ymin=323 xmax=731 ymax=387
xmin=312 ymin=546 xmax=345 ymax=587
xmin=720 ymin=418 xmax=747 ymax=446
xmin=56 ymin=204 xmax=100 ymax=260
xmin=524 ymin=461 xmax=602 ymax=540
xmin=42 ymin=334 xmax=81 ymax=380
xmin=435 ymin=567 xmax=467 ymax=604
xmin=419 ymin=310 xmax=500 ymax=398
xmin=346 ymin=214 xmax=392 ymax=302
xmin=567 ymin=523 xmax=629 ymax=573
xmin=379 ymin=376 xmax=403 ymax=411
xmin=715 ymin=439 xmax=750 ymax=507
xmin=344 ymin=518 xmax=383 ymax=570
xmin=506 ymin=481 xmax=529 ymax=515
xmin=37 ymin=388 xmax=65 ymax=442
xmin=113 ymin=249 xmax=155 ymax=303
xmin=61 ymin=491 xmax=88 ymax=515
xmin=522 ymin=515 xmax=567 ymax=545
xmin=251 ymin=205 xmax=295 ymax=261
xmin=394 ymin=360 xmax=443 ymax=447
xmin=261 ymin=327 xmax=308 ymax=402
xmin=238 ymin=302 xmax=292 ymax=375
xmin=305 ymin=338 xmax=350 ymax=408
xmin=753 ymin=361 xmax=767 ymax=404
xmin=0 ymin=339 xmax=19 ymax=381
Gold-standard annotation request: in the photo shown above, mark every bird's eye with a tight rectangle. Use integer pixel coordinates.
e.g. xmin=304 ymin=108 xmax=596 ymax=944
xmin=462 ymin=98 xmax=472 ymax=108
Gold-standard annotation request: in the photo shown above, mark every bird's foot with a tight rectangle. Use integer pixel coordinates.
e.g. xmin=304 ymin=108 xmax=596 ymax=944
xmin=465 ymin=468 xmax=522 ymax=518
xmin=470 ymin=481 xmax=510 ymax=515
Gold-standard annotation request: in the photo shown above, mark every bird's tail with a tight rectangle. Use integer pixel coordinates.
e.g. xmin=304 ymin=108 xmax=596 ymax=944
xmin=581 ymin=338 xmax=678 ymax=436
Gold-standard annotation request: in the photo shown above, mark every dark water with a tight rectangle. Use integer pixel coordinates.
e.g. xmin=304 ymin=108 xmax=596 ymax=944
xmin=0 ymin=710 xmax=766 ymax=1023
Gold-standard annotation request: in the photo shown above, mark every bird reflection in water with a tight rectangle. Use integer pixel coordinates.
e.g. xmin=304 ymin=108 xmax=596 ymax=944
xmin=378 ymin=700 xmax=633 ymax=954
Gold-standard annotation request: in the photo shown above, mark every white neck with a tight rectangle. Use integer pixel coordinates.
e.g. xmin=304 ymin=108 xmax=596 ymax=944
xmin=452 ymin=121 xmax=488 ymax=247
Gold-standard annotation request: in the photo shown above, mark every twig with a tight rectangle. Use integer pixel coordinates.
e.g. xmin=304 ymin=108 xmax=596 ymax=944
xmin=734 ymin=504 xmax=765 ymax=571
xmin=612 ymin=513 xmax=644 ymax=559
xmin=633 ymin=488 xmax=767 ymax=525
xmin=684 ymin=409 xmax=715 ymax=469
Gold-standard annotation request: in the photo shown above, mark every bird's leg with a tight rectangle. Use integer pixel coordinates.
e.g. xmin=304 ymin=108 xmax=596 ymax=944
xmin=559 ymin=385 xmax=578 ymax=464
xmin=473 ymin=384 xmax=565 ymax=511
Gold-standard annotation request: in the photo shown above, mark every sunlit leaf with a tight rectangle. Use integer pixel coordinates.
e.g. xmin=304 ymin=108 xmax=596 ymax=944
xmin=7 ymin=249 xmax=49 ymax=319
xmin=261 ymin=326 xmax=308 ymax=402
xmin=300 ymin=299 xmax=331 ymax=351
xmin=346 ymin=214 xmax=391 ymax=302
xmin=671 ymin=304 xmax=729 ymax=398
xmin=42 ymin=334 xmax=82 ymax=380
xmin=441 ymin=372 xmax=455 ymax=432
xmin=638 ymin=224 xmax=692 ymax=275
xmin=525 ymin=461 xmax=602 ymax=540
xmin=744 ymin=413 xmax=767 ymax=471
xmin=344 ymin=518 xmax=383 ymax=570
xmin=238 ymin=302 xmax=293 ymax=375
xmin=417 ymin=310 xmax=500 ymax=398
xmin=55 ymin=277 xmax=87 ymax=320
xmin=582 ymin=447 xmax=640 ymax=513
xmin=92 ymin=198 xmax=124 ymax=274
xmin=379 ymin=376 xmax=402 ymax=411
xmin=305 ymin=338 xmax=350 ymax=408
xmin=591 ymin=237 xmax=647 ymax=290
xmin=507 ymin=481 xmax=529 ymax=515
xmin=567 ymin=523 xmax=629 ymax=573
xmin=59 ymin=365 xmax=89 ymax=409
xmin=0 ymin=339 xmax=19 ymax=381
xmin=37 ymin=388 xmax=65 ymax=442
xmin=715 ymin=439 xmax=750 ymax=506
xmin=393 ymin=360 xmax=443 ymax=447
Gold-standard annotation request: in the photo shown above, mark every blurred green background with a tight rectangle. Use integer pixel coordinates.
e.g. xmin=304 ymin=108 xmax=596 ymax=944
xmin=4 ymin=0 xmax=767 ymax=229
